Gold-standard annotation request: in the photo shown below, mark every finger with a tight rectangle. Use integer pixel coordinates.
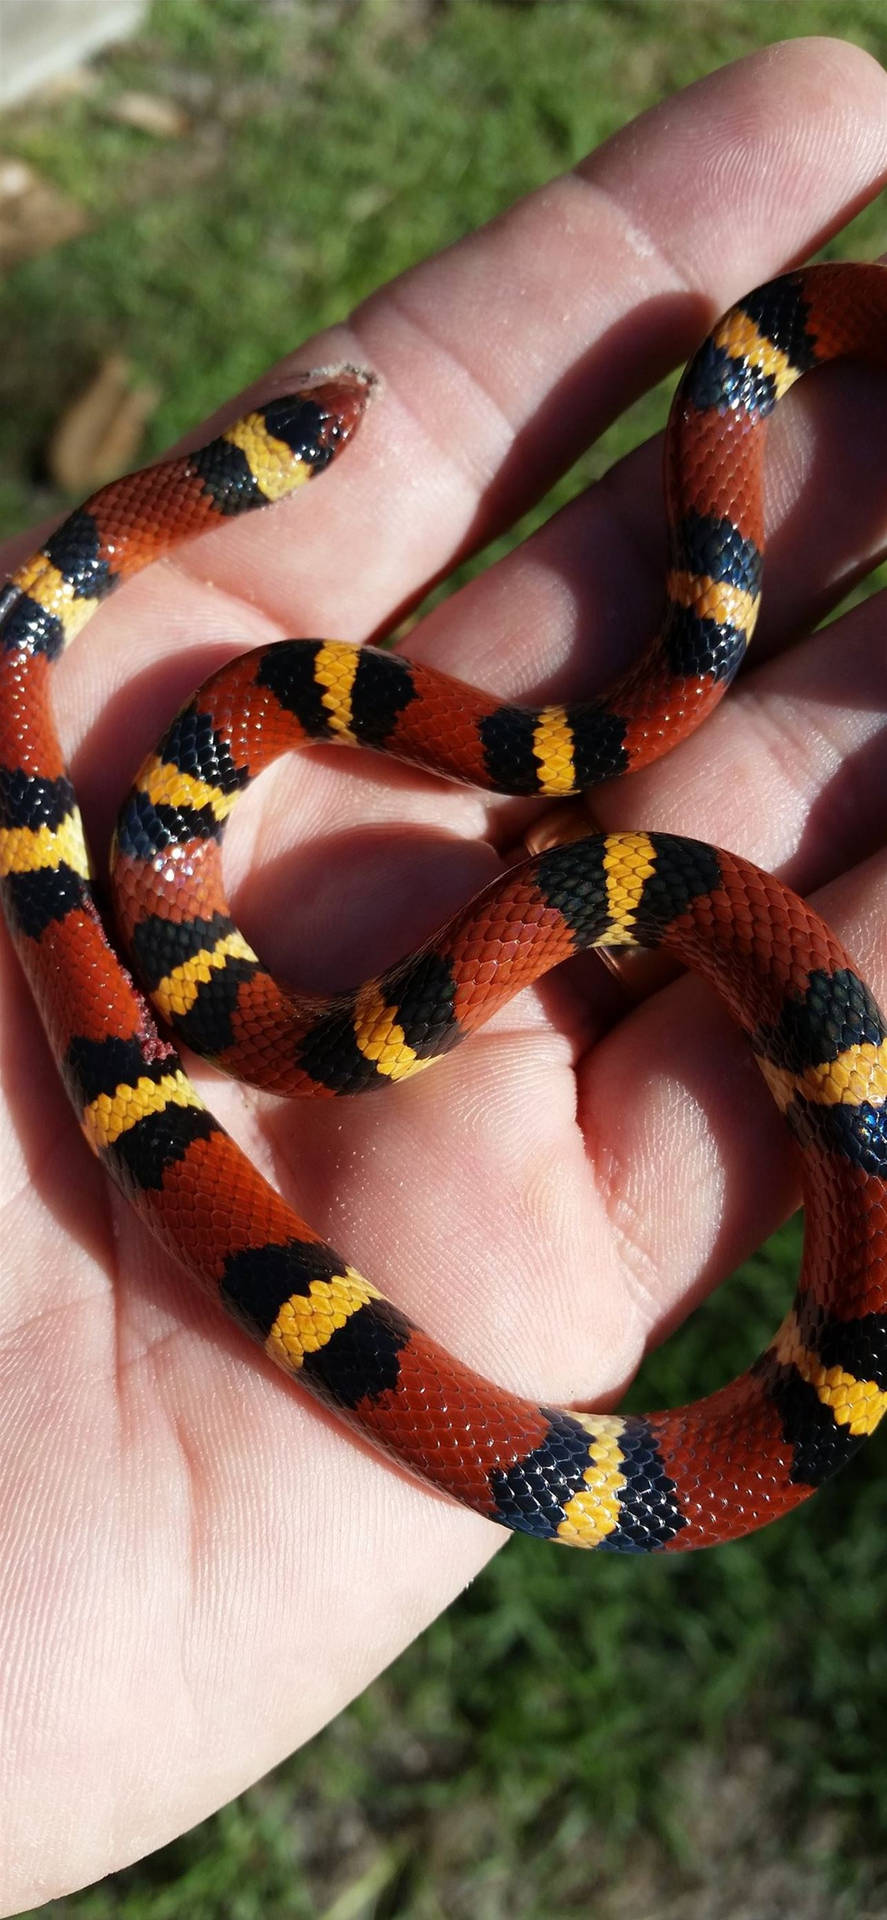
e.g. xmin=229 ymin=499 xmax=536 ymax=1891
xmin=407 ymin=326 xmax=887 ymax=699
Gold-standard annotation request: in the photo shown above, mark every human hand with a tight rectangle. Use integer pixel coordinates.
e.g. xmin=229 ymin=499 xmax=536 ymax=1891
xmin=2 ymin=34 xmax=887 ymax=1909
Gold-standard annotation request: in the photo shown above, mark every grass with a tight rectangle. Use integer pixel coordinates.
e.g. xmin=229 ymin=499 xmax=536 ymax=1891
xmin=3 ymin=0 xmax=887 ymax=1913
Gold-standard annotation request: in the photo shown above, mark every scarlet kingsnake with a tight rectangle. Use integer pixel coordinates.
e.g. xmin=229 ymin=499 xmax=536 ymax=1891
xmin=2 ymin=262 xmax=887 ymax=1552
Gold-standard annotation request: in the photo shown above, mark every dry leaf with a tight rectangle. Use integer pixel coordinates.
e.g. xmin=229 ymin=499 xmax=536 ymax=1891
xmin=0 ymin=155 xmax=87 ymax=267
xmin=48 ymin=357 xmax=160 ymax=494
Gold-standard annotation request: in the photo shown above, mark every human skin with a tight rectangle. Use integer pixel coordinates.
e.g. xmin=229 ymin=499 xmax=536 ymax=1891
xmin=2 ymin=34 xmax=887 ymax=1911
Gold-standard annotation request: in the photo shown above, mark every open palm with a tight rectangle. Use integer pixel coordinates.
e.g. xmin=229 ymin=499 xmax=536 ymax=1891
xmin=3 ymin=36 xmax=887 ymax=1911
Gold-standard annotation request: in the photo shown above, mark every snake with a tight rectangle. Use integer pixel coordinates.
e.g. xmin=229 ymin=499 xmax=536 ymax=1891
xmin=1 ymin=260 xmax=887 ymax=1553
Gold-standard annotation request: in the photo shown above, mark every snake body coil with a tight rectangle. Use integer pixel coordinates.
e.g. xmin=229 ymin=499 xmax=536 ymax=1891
xmin=2 ymin=264 xmax=887 ymax=1551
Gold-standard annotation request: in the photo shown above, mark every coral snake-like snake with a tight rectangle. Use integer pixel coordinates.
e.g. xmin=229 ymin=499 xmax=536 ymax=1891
xmin=2 ymin=261 xmax=887 ymax=1553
